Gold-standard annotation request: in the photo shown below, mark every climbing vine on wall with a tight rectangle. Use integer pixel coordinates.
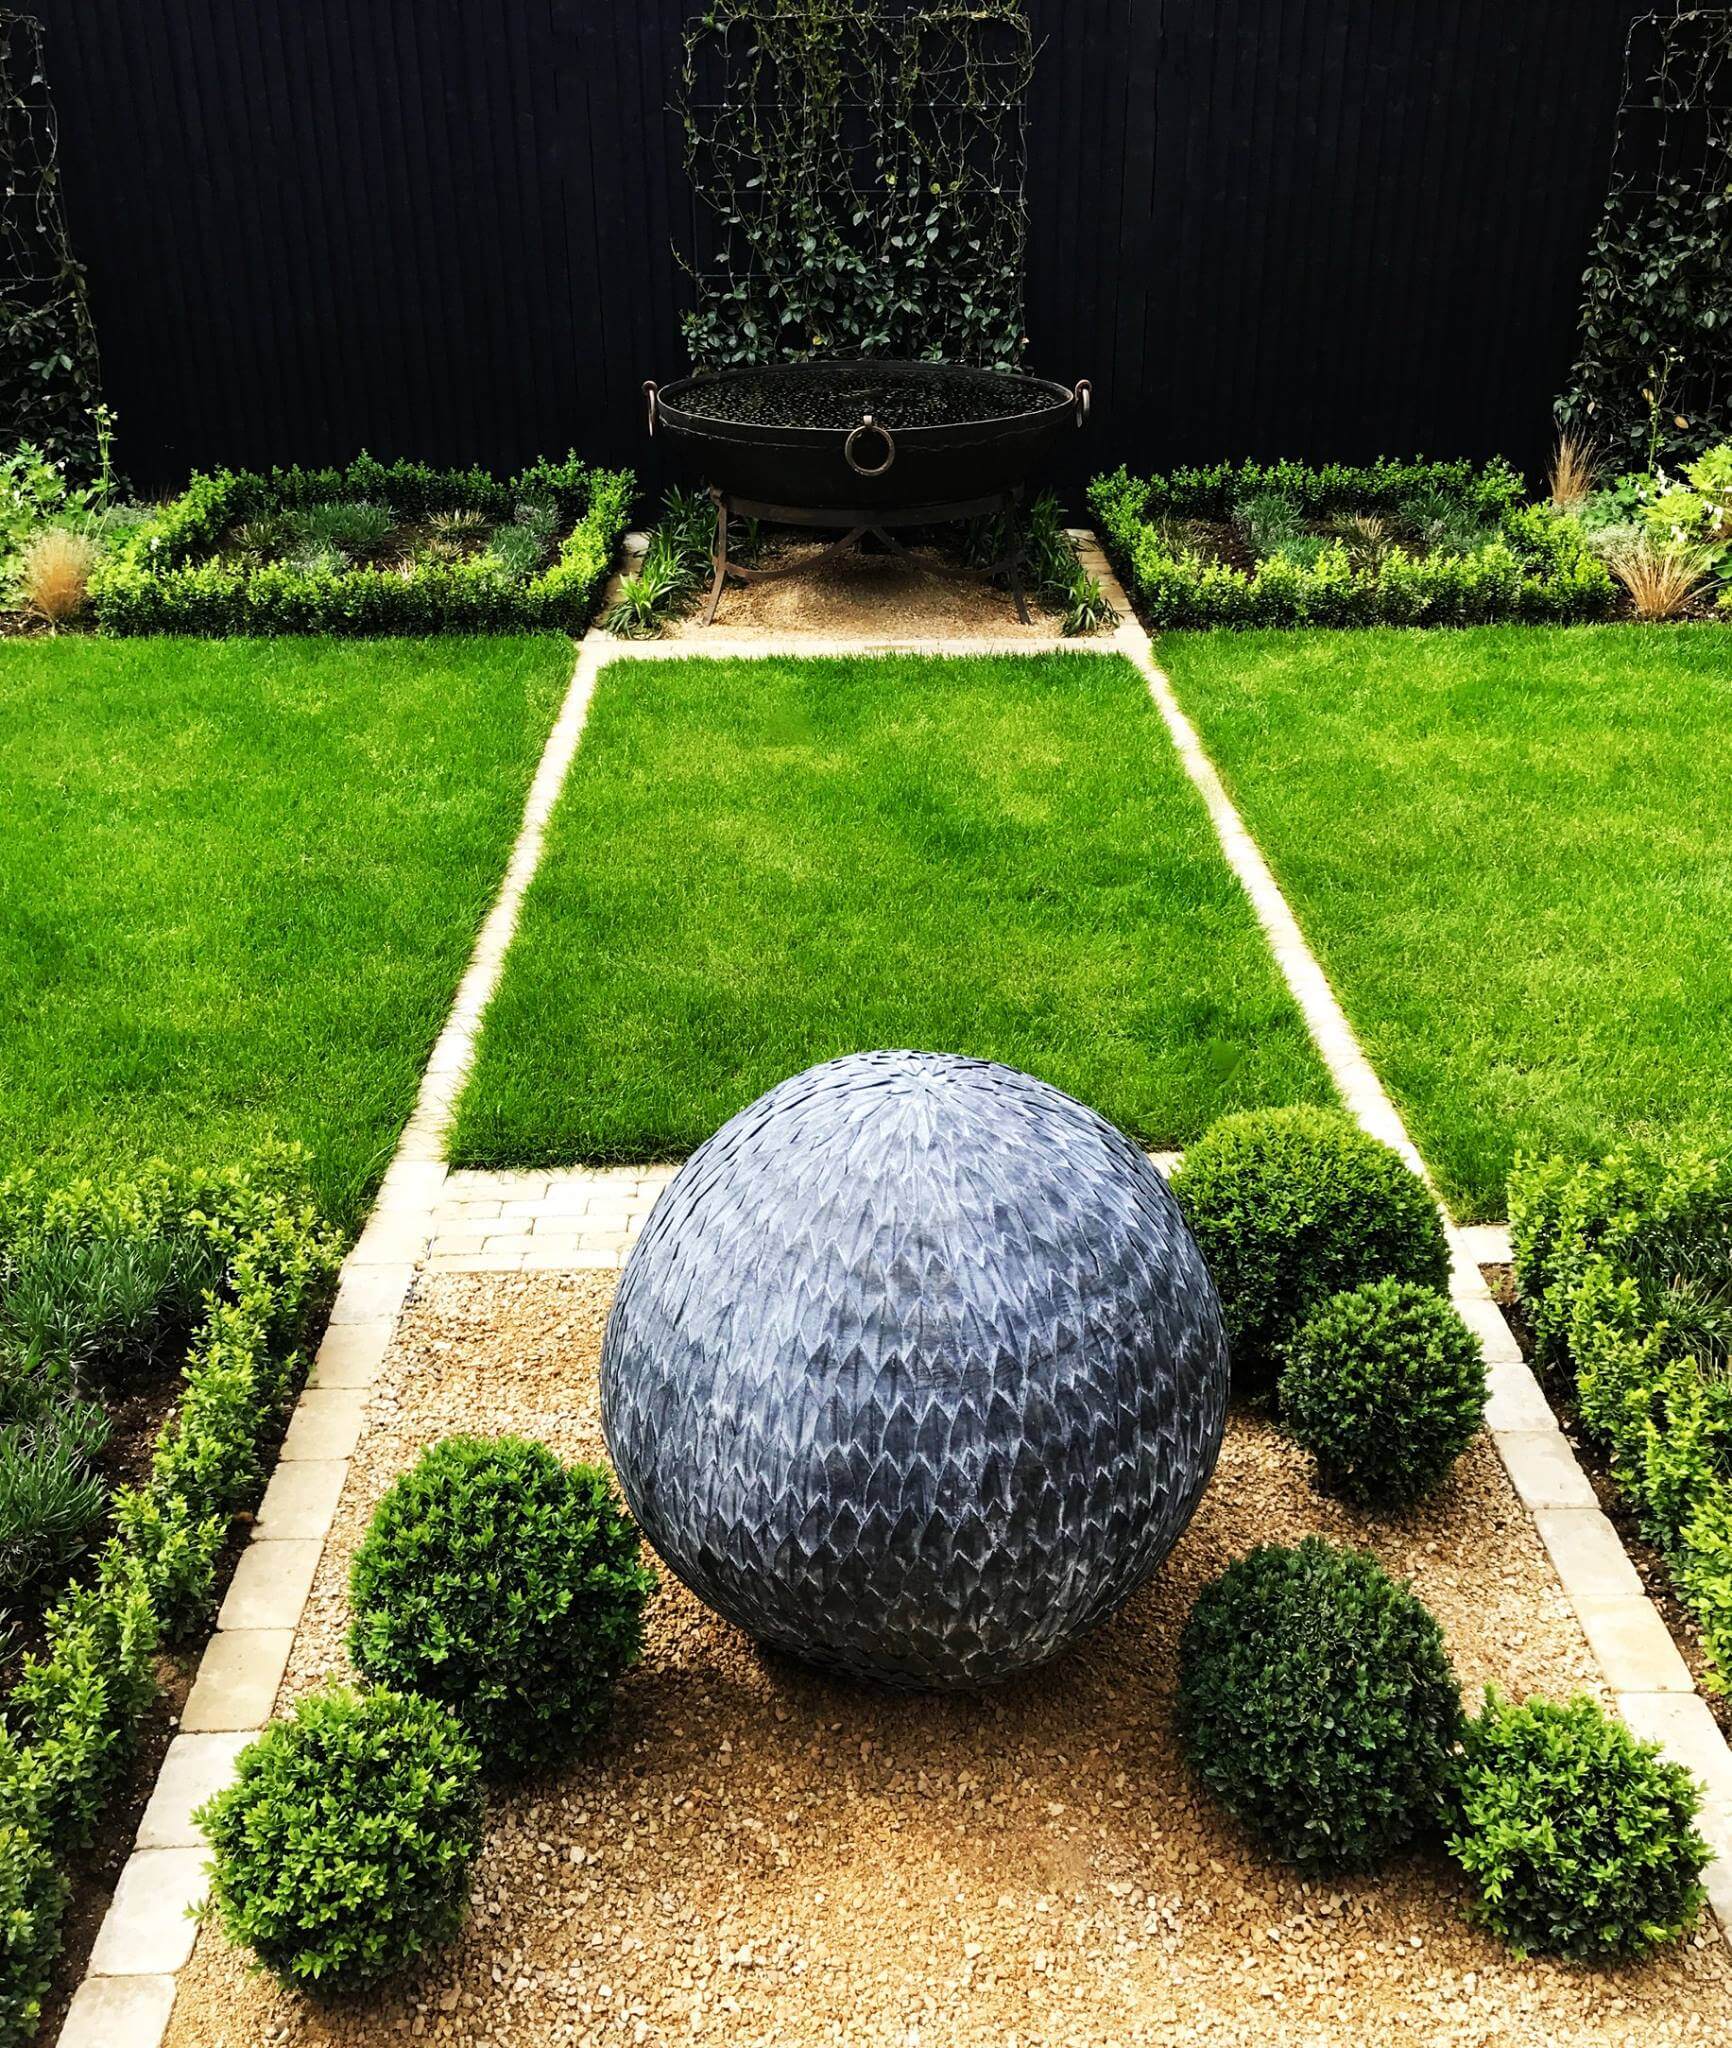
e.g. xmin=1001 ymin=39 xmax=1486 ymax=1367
xmin=677 ymin=1 xmax=1035 ymax=368
xmin=1559 ymin=8 xmax=1732 ymax=469
xmin=1 ymin=10 xmax=104 ymax=471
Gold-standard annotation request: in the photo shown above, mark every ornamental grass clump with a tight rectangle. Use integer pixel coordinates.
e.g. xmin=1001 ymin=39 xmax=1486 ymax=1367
xmin=348 ymin=1434 xmax=655 ymax=1774
xmin=1177 ymin=1537 xmax=1462 ymax=1872
xmin=1603 ymin=532 xmax=1717 ymax=620
xmin=197 ymin=1686 xmax=483 ymax=1989
xmin=1171 ymin=1107 xmax=1449 ymax=1392
xmin=18 ymin=527 xmax=98 ymax=625
xmin=1279 ymin=1280 xmax=1487 ymax=1507
xmin=1448 ymin=1690 xmax=1709 ymax=1959
xmin=1548 ymin=428 xmax=1599 ymax=514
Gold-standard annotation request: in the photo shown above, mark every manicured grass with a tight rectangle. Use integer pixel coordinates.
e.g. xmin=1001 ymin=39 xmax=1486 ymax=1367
xmin=0 ymin=636 xmax=573 ymax=1229
xmin=450 ymin=652 xmax=1333 ymax=1165
xmin=1158 ymin=624 xmax=1732 ymax=1219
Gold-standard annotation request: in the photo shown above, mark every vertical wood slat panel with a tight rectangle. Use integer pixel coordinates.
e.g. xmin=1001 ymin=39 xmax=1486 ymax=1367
xmin=29 ymin=1 xmax=1644 ymax=496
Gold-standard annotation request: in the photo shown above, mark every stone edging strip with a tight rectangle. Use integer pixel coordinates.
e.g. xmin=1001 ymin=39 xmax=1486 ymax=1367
xmin=1078 ymin=533 xmax=1732 ymax=1945
xmin=60 ymin=627 xmax=621 ymax=2048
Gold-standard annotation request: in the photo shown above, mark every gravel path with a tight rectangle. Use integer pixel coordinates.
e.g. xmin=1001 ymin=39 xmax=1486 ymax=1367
xmin=167 ymin=1273 xmax=1732 ymax=2048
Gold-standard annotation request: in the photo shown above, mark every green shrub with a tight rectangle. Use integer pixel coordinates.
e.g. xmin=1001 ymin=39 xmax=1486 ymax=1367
xmin=0 ymin=1393 xmax=110 ymax=1599
xmin=1509 ymin=1142 xmax=1732 ymax=1689
xmin=1088 ymin=457 xmax=1616 ymax=629
xmin=10 ymin=1550 xmax=158 ymax=1846
xmin=1447 ymin=1690 xmax=1709 ymax=1958
xmin=349 ymin=1435 xmax=655 ymax=1774
xmin=197 ymin=1686 xmax=483 ymax=1989
xmin=0 ymin=1815 xmax=64 ymax=2048
xmin=1177 ymin=1537 xmax=1462 ymax=1872
xmin=1279 ymin=1280 xmax=1487 ymax=1506
xmin=1641 ymin=441 xmax=1732 ymax=580
xmin=1172 ymin=1107 xmax=1449 ymax=1390
xmin=289 ymin=498 xmax=394 ymax=556
xmin=1508 ymin=1143 xmax=1732 ymax=1376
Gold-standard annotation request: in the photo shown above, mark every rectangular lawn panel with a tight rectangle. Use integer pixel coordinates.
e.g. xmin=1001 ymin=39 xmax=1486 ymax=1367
xmin=1158 ymin=623 xmax=1732 ymax=1220
xmin=0 ymin=635 xmax=573 ymax=1230
xmin=449 ymin=652 xmax=1332 ymax=1165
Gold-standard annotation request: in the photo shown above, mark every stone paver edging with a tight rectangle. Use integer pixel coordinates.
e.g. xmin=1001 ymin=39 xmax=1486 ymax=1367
xmin=68 ymin=545 xmax=1731 ymax=2044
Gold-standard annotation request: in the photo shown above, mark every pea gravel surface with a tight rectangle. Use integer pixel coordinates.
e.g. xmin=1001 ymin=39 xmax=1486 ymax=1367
xmin=165 ymin=1272 xmax=1732 ymax=2048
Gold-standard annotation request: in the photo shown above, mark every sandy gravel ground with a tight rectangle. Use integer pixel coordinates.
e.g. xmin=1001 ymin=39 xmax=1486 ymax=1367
xmin=656 ymin=538 xmax=1064 ymax=641
xmin=166 ymin=1272 xmax=1732 ymax=2048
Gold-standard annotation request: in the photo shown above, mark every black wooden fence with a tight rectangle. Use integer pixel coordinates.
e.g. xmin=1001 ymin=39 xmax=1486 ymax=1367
xmin=28 ymin=1 xmax=1644 ymax=497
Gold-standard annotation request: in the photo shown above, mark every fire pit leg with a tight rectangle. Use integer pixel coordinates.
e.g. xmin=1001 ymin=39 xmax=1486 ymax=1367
xmin=1004 ymin=492 xmax=1032 ymax=626
xmin=702 ymin=488 xmax=730 ymax=627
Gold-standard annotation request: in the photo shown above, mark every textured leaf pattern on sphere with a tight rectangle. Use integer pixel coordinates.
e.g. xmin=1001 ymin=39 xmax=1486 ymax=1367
xmin=601 ymin=1050 xmax=1228 ymax=1689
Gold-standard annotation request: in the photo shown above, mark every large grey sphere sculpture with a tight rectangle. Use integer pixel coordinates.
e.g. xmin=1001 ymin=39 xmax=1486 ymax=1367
xmin=600 ymin=1050 xmax=1228 ymax=1689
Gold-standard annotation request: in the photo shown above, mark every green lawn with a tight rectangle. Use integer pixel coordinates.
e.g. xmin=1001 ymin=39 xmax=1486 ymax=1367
xmin=1158 ymin=624 xmax=1732 ymax=1220
xmin=450 ymin=652 xmax=1332 ymax=1165
xmin=1 ymin=636 xmax=573 ymax=1230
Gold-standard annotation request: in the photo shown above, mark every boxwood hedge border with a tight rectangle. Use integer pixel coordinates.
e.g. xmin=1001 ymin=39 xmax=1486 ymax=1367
xmin=1510 ymin=1143 xmax=1732 ymax=1694
xmin=1089 ymin=457 xmax=1618 ymax=629
xmin=0 ymin=1148 xmax=341 ymax=2045
xmin=90 ymin=453 xmax=634 ymax=636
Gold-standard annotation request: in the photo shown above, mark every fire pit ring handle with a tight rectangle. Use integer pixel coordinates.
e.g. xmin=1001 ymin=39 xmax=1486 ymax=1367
xmin=1072 ymin=378 xmax=1092 ymax=426
xmin=643 ymin=380 xmax=660 ymax=437
xmin=844 ymin=414 xmax=897 ymax=478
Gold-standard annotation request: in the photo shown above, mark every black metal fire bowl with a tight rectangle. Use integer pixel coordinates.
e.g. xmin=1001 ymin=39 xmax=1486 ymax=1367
xmin=641 ymin=358 xmax=1090 ymax=624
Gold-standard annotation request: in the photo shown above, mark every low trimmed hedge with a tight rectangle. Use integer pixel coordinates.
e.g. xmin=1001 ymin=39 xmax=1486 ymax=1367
xmin=1089 ymin=457 xmax=1617 ymax=628
xmin=1509 ymin=1142 xmax=1732 ymax=1687
xmin=0 ymin=1148 xmax=339 ymax=2044
xmin=90 ymin=452 xmax=633 ymax=636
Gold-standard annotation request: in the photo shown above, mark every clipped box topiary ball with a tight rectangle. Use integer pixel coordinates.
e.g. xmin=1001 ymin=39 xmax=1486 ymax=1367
xmin=1279 ymin=1279 xmax=1488 ymax=1507
xmin=348 ymin=1434 xmax=655 ymax=1774
xmin=600 ymin=1049 xmax=1229 ymax=1689
xmin=196 ymin=1685 xmax=482 ymax=1989
xmin=1171 ymin=1105 xmax=1449 ymax=1390
xmin=1448 ymin=1689 xmax=1710 ymax=1958
xmin=1178 ymin=1536 xmax=1462 ymax=1872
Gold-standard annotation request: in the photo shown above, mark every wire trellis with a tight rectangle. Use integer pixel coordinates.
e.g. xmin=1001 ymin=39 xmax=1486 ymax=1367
xmin=1 ymin=10 xmax=103 ymax=470
xmin=1560 ymin=7 xmax=1732 ymax=470
xmin=677 ymin=1 xmax=1035 ymax=369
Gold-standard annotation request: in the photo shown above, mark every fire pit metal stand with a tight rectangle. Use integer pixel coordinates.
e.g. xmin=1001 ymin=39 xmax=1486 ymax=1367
xmin=698 ymin=485 xmax=1029 ymax=628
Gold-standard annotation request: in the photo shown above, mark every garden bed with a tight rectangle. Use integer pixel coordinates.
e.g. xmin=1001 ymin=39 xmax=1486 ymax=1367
xmin=1484 ymin=1261 xmax=1732 ymax=1743
xmin=1090 ymin=459 xmax=1618 ymax=629
xmin=0 ymin=1151 xmax=339 ymax=2044
xmin=163 ymin=1269 xmax=1732 ymax=2048
xmin=87 ymin=455 xmax=632 ymax=636
xmin=1508 ymin=1143 xmax=1732 ymax=1711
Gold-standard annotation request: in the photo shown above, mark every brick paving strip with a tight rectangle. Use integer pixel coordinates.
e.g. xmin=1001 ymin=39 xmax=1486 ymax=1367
xmin=66 ymin=544 xmax=1729 ymax=2045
